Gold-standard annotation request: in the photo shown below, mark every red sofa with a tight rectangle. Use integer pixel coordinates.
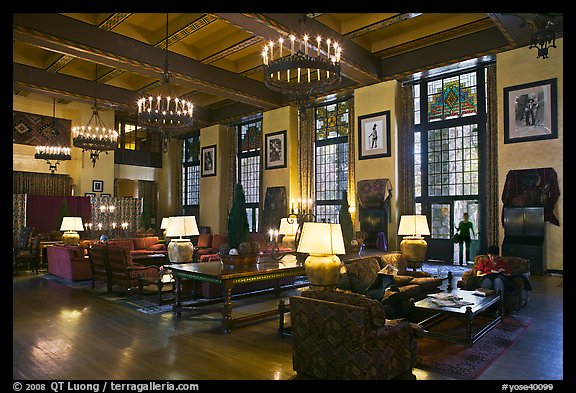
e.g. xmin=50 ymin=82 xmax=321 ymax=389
xmin=107 ymin=236 xmax=166 ymax=258
xmin=47 ymin=245 xmax=93 ymax=281
xmin=194 ymin=233 xmax=292 ymax=262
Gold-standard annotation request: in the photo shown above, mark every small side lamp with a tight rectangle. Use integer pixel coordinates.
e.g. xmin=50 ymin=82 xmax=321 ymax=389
xmin=398 ymin=215 xmax=430 ymax=266
xmin=278 ymin=217 xmax=299 ymax=250
xmin=160 ymin=217 xmax=170 ymax=239
xmin=297 ymin=222 xmax=346 ymax=290
xmin=166 ymin=216 xmax=199 ymax=263
xmin=60 ymin=216 xmax=84 ymax=246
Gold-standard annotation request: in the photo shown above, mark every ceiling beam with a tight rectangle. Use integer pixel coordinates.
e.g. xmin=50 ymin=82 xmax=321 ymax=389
xmin=13 ymin=13 xmax=283 ymax=111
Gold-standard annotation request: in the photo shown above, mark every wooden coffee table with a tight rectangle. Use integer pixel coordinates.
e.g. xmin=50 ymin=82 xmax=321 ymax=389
xmin=411 ymin=287 xmax=504 ymax=346
xmin=166 ymin=254 xmax=306 ymax=333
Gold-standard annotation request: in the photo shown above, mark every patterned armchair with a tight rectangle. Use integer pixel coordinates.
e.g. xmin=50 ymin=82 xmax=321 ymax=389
xmin=457 ymin=254 xmax=531 ymax=312
xmin=290 ymin=289 xmax=422 ymax=380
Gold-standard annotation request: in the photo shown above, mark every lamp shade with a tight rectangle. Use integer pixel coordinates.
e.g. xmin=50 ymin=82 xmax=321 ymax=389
xmin=166 ymin=216 xmax=199 ymax=238
xmin=60 ymin=217 xmax=84 ymax=232
xmin=297 ymin=222 xmax=345 ymax=255
xmin=278 ymin=218 xmax=299 ymax=236
xmin=160 ymin=217 xmax=170 ymax=230
xmin=398 ymin=215 xmax=430 ymax=237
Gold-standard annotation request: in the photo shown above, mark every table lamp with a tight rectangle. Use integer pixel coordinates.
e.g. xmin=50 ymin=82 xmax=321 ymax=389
xmin=60 ymin=216 xmax=84 ymax=246
xmin=166 ymin=216 xmax=199 ymax=263
xmin=398 ymin=215 xmax=430 ymax=266
xmin=160 ymin=217 xmax=170 ymax=239
xmin=297 ymin=222 xmax=346 ymax=290
xmin=278 ymin=217 xmax=299 ymax=250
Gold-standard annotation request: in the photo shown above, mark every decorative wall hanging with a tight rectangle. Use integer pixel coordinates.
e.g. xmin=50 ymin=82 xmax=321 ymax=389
xmin=358 ymin=110 xmax=391 ymax=160
xmin=503 ymin=78 xmax=557 ymax=144
xmin=13 ymin=110 xmax=71 ymax=147
xmin=265 ymin=130 xmax=287 ymax=170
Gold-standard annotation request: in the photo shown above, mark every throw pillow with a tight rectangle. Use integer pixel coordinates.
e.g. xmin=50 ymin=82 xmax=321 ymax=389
xmin=393 ymin=275 xmax=414 ymax=287
xmin=147 ymin=243 xmax=166 ymax=252
xmin=347 ymin=273 xmax=373 ymax=294
xmin=337 ymin=273 xmax=352 ymax=291
xmin=364 ymin=273 xmax=395 ymax=301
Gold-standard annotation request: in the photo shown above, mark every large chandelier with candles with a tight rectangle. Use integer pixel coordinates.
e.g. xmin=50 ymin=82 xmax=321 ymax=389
xmin=262 ymin=14 xmax=342 ymax=108
xmin=34 ymin=97 xmax=71 ymax=174
xmin=72 ymin=65 xmax=118 ymax=167
xmin=137 ymin=13 xmax=194 ymax=153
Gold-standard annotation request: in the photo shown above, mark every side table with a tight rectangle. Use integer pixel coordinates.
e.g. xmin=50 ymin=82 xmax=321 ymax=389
xmin=137 ymin=271 xmax=175 ymax=306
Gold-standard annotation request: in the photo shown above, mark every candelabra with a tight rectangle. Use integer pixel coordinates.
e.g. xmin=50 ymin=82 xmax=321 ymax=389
xmin=268 ymin=197 xmax=316 ymax=260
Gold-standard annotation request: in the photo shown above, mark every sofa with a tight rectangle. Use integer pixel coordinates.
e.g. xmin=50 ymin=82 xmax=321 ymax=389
xmin=47 ymin=244 xmax=93 ymax=281
xmin=290 ymin=289 xmax=422 ymax=380
xmin=106 ymin=236 xmax=166 ymax=258
xmin=338 ymin=253 xmax=444 ymax=318
xmin=193 ymin=232 xmax=293 ymax=262
xmin=457 ymin=254 xmax=531 ymax=312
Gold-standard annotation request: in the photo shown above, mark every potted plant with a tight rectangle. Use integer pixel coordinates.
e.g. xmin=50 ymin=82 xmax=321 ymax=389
xmin=219 ymin=183 xmax=260 ymax=266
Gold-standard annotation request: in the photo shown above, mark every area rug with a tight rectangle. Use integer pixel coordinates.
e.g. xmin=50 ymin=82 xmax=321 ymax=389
xmin=415 ymin=314 xmax=532 ymax=380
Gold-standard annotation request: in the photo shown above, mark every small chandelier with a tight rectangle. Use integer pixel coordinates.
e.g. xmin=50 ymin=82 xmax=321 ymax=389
xmin=262 ymin=14 xmax=342 ymax=109
xmin=137 ymin=13 xmax=194 ymax=152
xmin=72 ymin=65 xmax=118 ymax=167
xmin=34 ymin=97 xmax=71 ymax=174
xmin=529 ymin=20 xmax=557 ymax=59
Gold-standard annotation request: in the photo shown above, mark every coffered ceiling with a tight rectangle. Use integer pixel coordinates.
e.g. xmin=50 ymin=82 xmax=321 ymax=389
xmin=13 ymin=12 xmax=563 ymax=129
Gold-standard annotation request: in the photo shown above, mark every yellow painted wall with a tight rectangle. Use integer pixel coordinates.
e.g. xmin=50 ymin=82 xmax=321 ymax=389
xmin=13 ymin=94 xmax=116 ymax=196
xmin=199 ymin=124 xmax=230 ymax=234
xmin=354 ymin=80 xmax=401 ymax=249
xmin=496 ymin=38 xmax=563 ymax=271
xmin=262 ymin=105 xmax=299 ymax=217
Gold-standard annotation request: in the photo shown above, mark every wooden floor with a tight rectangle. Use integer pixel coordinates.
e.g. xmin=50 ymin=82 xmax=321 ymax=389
xmin=12 ymin=267 xmax=565 ymax=383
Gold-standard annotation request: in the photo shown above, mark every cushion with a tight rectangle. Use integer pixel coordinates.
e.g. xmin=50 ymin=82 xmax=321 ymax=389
xmin=197 ymin=233 xmax=213 ymax=248
xmin=383 ymin=284 xmax=421 ymax=303
xmin=364 ymin=273 xmax=395 ymax=301
xmin=337 ymin=273 xmax=352 ymax=291
xmin=147 ymin=243 xmax=166 ymax=252
xmin=410 ymin=277 xmax=443 ymax=292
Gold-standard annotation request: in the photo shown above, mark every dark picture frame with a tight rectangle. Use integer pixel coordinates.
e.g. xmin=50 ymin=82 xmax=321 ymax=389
xmin=265 ymin=130 xmax=287 ymax=170
xmin=358 ymin=110 xmax=391 ymax=160
xmin=201 ymin=144 xmax=217 ymax=177
xmin=92 ymin=180 xmax=103 ymax=192
xmin=504 ymin=78 xmax=557 ymax=144
xmin=85 ymin=192 xmax=95 ymax=197
xmin=101 ymin=193 xmax=111 ymax=197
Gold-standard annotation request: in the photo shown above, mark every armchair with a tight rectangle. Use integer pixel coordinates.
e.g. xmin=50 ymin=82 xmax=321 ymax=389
xmin=105 ymin=245 xmax=162 ymax=295
xmin=290 ymin=289 xmax=422 ymax=380
xmin=457 ymin=254 xmax=531 ymax=312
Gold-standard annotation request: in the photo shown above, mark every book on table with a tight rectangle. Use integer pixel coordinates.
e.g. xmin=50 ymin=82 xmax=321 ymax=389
xmin=473 ymin=287 xmax=496 ymax=297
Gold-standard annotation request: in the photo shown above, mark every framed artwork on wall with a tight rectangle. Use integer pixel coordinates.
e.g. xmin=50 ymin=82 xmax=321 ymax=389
xmin=201 ymin=144 xmax=217 ymax=177
xmin=357 ymin=110 xmax=391 ymax=160
xmin=101 ymin=193 xmax=111 ymax=197
xmin=503 ymin=78 xmax=558 ymax=144
xmin=92 ymin=180 xmax=103 ymax=192
xmin=85 ymin=192 xmax=95 ymax=197
xmin=265 ymin=130 xmax=287 ymax=170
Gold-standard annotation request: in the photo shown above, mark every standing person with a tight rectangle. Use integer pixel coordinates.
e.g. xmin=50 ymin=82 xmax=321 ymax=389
xmin=476 ymin=245 xmax=512 ymax=294
xmin=370 ymin=123 xmax=378 ymax=149
xmin=525 ymin=97 xmax=537 ymax=126
xmin=455 ymin=212 xmax=475 ymax=265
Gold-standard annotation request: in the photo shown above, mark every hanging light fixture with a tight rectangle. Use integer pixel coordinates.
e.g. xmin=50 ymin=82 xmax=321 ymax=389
xmin=262 ymin=14 xmax=342 ymax=109
xmin=34 ymin=97 xmax=71 ymax=174
xmin=137 ymin=13 xmax=194 ymax=153
xmin=529 ymin=20 xmax=557 ymax=59
xmin=72 ymin=64 xmax=118 ymax=167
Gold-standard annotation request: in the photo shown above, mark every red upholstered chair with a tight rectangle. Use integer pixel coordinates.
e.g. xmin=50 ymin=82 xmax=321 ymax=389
xmin=105 ymin=245 xmax=161 ymax=295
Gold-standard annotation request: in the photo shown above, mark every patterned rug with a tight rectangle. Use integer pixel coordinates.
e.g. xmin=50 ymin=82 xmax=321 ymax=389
xmin=415 ymin=314 xmax=532 ymax=379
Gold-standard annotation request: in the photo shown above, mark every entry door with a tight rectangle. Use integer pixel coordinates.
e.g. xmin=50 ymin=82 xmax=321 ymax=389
xmin=426 ymin=203 xmax=453 ymax=263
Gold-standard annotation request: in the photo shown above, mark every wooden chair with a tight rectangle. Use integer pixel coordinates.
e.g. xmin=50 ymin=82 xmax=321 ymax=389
xmin=14 ymin=235 xmax=41 ymax=273
xmin=105 ymin=245 xmax=161 ymax=295
xmin=88 ymin=244 xmax=111 ymax=292
xmin=13 ymin=226 xmax=34 ymax=263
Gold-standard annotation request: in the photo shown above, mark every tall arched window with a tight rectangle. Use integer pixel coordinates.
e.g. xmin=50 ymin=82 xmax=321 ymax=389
xmin=238 ymin=119 xmax=262 ymax=232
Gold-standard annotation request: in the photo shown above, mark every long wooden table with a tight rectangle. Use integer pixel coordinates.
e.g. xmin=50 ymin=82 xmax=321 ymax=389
xmin=165 ymin=254 xmax=306 ymax=333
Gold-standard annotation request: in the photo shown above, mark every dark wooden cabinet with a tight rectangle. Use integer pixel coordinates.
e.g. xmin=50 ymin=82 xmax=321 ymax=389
xmin=502 ymin=207 xmax=545 ymax=274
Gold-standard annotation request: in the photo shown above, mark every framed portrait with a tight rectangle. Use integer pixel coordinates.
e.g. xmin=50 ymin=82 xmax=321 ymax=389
xmin=84 ymin=192 xmax=95 ymax=197
xmin=358 ymin=110 xmax=391 ymax=160
xmin=92 ymin=180 xmax=103 ymax=192
xmin=101 ymin=193 xmax=111 ymax=197
xmin=265 ymin=130 xmax=287 ymax=170
xmin=201 ymin=145 xmax=217 ymax=177
xmin=504 ymin=78 xmax=557 ymax=144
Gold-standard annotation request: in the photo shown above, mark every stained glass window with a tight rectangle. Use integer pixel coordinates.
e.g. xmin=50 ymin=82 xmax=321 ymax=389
xmin=315 ymin=99 xmax=349 ymax=224
xmin=427 ymin=71 xmax=477 ymax=122
xmin=182 ymin=133 xmax=200 ymax=208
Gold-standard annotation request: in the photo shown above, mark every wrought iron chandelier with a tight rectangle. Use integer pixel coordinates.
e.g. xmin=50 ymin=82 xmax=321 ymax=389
xmin=72 ymin=65 xmax=118 ymax=167
xmin=529 ymin=20 xmax=557 ymax=59
xmin=34 ymin=97 xmax=71 ymax=174
xmin=262 ymin=14 xmax=342 ymax=109
xmin=137 ymin=13 xmax=194 ymax=152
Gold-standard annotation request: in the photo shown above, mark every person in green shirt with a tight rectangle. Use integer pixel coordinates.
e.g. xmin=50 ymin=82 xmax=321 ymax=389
xmin=456 ymin=212 xmax=475 ymax=265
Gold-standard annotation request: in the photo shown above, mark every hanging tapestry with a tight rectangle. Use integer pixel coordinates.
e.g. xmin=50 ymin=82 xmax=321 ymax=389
xmin=13 ymin=110 xmax=71 ymax=147
xmin=501 ymin=167 xmax=560 ymax=226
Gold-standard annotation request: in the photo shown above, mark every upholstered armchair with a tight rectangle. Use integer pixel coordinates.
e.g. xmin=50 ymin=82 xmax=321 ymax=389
xmin=290 ymin=289 xmax=422 ymax=380
xmin=457 ymin=254 xmax=531 ymax=312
